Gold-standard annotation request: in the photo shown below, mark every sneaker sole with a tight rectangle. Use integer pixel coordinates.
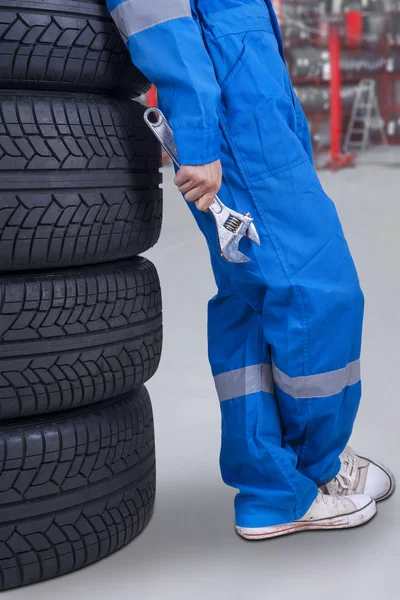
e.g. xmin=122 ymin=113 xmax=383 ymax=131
xmin=236 ymin=498 xmax=377 ymax=540
xmin=356 ymin=453 xmax=396 ymax=502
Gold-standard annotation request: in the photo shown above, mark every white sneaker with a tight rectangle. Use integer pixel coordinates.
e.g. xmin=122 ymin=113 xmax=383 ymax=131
xmin=322 ymin=446 xmax=396 ymax=502
xmin=236 ymin=489 xmax=376 ymax=540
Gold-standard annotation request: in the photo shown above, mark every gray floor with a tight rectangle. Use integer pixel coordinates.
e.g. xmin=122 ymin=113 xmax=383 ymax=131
xmin=9 ymin=158 xmax=400 ymax=599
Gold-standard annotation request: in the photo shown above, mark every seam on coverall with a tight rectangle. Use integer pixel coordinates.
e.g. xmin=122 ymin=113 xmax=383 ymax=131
xmin=298 ymin=398 xmax=314 ymax=471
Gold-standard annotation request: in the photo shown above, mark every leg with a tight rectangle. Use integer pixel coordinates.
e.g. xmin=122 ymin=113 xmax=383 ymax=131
xmin=188 ymin=195 xmax=361 ymax=529
xmin=207 ymin=250 xmax=318 ymax=528
xmin=260 ymin=161 xmax=364 ymax=487
xmin=220 ymin=136 xmax=364 ymax=489
xmin=187 ymin=204 xmax=318 ymax=528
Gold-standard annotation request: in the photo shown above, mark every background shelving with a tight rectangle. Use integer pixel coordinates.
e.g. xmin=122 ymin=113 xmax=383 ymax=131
xmin=277 ymin=0 xmax=400 ymax=150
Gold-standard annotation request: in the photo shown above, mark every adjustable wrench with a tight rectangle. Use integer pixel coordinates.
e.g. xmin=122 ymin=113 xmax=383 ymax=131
xmin=143 ymin=108 xmax=261 ymax=263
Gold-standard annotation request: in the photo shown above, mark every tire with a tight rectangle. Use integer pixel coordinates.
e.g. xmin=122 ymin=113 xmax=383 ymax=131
xmin=0 ymin=258 xmax=162 ymax=418
xmin=0 ymin=0 xmax=150 ymax=97
xmin=0 ymin=91 xmax=162 ymax=271
xmin=0 ymin=387 xmax=155 ymax=591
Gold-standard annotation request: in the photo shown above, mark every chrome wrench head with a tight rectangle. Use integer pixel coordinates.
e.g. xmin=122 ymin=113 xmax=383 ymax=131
xmin=221 ymin=233 xmax=251 ymax=263
xmin=143 ymin=107 xmax=261 ymax=263
xmin=210 ymin=205 xmax=260 ymax=263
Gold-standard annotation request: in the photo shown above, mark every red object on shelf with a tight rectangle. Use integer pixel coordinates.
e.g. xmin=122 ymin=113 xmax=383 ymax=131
xmin=346 ymin=11 xmax=363 ymax=48
xmin=146 ymin=85 xmax=158 ymax=108
xmin=326 ymin=26 xmax=355 ymax=171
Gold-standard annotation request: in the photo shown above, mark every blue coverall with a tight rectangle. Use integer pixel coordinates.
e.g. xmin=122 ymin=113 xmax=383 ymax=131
xmin=107 ymin=0 xmax=364 ymax=528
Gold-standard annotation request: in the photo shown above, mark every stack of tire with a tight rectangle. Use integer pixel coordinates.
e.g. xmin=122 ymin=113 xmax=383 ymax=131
xmin=287 ymin=47 xmax=330 ymax=79
xmin=294 ymin=86 xmax=357 ymax=114
xmin=388 ymin=12 xmax=400 ymax=45
xmin=388 ymin=49 xmax=400 ymax=73
xmin=294 ymin=87 xmax=330 ymax=113
xmin=386 ymin=113 xmax=400 ymax=137
xmin=0 ymin=0 xmax=162 ymax=590
xmin=363 ymin=13 xmax=386 ymax=45
xmin=341 ymin=49 xmax=386 ymax=74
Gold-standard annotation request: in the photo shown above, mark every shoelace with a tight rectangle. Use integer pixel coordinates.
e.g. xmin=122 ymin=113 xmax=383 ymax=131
xmin=315 ymin=489 xmax=347 ymax=509
xmin=330 ymin=451 xmax=360 ymax=495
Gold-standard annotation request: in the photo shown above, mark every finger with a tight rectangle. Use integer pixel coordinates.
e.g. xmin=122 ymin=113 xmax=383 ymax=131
xmin=184 ymin=187 xmax=204 ymax=203
xmin=194 ymin=201 xmax=209 ymax=213
xmin=178 ymin=180 xmax=196 ymax=195
xmin=174 ymin=168 xmax=193 ymax=187
xmin=195 ymin=193 xmax=215 ymax=212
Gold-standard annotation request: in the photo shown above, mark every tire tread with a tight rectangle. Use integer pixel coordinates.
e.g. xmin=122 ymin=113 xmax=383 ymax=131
xmin=0 ymin=93 xmax=163 ymax=270
xmin=0 ymin=388 xmax=156 ymax=591
xmin=0 ymin=259 xmax=163 ymax=418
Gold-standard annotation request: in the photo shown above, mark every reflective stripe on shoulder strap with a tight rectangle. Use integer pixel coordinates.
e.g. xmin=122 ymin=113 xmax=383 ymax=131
xmin=110 ymin=0 xmax=192 ymax=43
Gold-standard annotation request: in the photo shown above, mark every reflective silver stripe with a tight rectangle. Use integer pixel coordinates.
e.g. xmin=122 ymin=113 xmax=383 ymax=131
xmin=272 ymin=359 xmax=361 ymax=399
xmin=214 ymin=364 xmax=274 ymax=402
xmin=110 ymin=0 xmax=192 ymax=43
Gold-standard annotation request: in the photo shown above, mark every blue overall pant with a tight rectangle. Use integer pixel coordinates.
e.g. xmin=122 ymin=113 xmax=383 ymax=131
xmin=108 ymin=0 xmax=364 ymax=528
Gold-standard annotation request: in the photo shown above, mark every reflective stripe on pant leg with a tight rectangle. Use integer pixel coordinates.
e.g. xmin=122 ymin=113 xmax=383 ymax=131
xmin=272 ymin=359 xmax=361 ymax=399
xmin=215 ymin=358 xmax=361 ymax=402
xmin=215 ymin=364 xmax=274 ymax=402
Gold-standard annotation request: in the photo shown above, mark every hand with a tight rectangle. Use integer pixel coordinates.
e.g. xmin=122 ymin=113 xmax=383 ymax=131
xmin=174 ymin=160 xmax=222 ymax=212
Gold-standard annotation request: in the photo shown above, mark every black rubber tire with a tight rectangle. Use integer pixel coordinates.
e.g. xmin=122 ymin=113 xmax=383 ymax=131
xmin=0 ymin=91 xmax=162 ymax=271
xmin=0 ymin=0 xmax=150 ymax=97
xmin=0 ymin=387 xmax=155 ymax=591
xmin=0 ymin=258 xmax=162 ymax=418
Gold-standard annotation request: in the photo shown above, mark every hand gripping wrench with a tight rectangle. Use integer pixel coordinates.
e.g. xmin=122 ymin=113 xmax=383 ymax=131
xmin=144 ymin=108 xmax=261 ymax=263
